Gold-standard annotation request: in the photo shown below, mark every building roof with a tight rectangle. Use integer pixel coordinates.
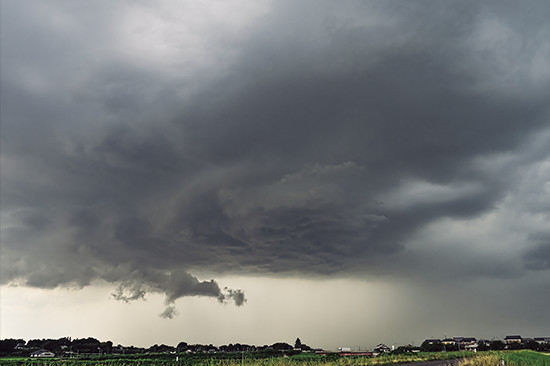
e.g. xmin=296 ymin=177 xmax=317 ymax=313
xmin=505 ymin=335 xmax=522 ymax=340
xmin=31 ymin=349 xmax=55 ymax=356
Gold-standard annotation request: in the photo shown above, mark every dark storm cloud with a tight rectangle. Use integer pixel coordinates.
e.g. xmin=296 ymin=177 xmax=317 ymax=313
xmin=1 ymin=0 xmax=550 ymax=315
xmin=524 ymin=234 xmax=550 ymax=271
xmin=524 ymin=243 xmax=550 ymax=271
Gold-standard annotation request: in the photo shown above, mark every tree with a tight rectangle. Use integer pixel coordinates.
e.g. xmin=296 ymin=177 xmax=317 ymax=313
xmin=72 ymin=337 xmax=101 ymax=353
xmin=0 ymin=339 xmax=24 ymax=354
xmin=525 ymin=340 xmax=539 ymax=351
xmin=271 ymin=342 xmax=293 ymax=351
xmin=100 ymin=341 xmax=113 ymax=354
xmin=420 ymin=340 xmax=443 ymax=352
xmin=27 ymin=339 xmax=44 ymax=349
xmin=489 ymin=340 xmax=505 ymax=350
xmin=477 ymin=342 xmax=490 ymax=351
xmin=392 ymin=344 xmax=419 ymax=354
xmin=294 ymin=338 xmax=302 ymax=349
xmin=148 ymin=344 xmax=175 ymax=353
xmin=177 ymin=342 xmax=188 ymax=352
xmin=443 ymin=344 xmax=458 ymax=352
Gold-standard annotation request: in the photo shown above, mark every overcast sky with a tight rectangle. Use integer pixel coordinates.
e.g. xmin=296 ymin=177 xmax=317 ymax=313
xmin=1 ymin=0 xmax=549 ymax=349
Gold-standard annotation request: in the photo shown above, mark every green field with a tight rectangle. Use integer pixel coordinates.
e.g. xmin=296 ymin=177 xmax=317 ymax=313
xmin=457 ymin=351 xmax=550 ymax=366
xmin=0 ymin=351 xmax=548 ymax=366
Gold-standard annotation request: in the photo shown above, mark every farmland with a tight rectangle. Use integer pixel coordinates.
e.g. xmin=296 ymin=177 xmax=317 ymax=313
xmin=1 ymin=351 xmax=549 ymax=366
xmin=456 ymin=351 xmax=550 ymax=366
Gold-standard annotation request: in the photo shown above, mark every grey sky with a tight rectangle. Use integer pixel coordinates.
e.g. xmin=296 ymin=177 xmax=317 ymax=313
xmin=1 ymin=0 xmax=549 ymax=346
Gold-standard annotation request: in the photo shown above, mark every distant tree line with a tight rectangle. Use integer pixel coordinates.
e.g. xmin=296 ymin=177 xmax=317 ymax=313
xmin=0 ymin=337 xmax=113 ymax=357
xmin=0 ymin=337 xmax=313 ymax=357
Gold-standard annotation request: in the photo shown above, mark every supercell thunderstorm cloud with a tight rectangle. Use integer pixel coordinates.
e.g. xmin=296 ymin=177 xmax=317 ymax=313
xmin=1 ymin=0 xmax=550 ymax=325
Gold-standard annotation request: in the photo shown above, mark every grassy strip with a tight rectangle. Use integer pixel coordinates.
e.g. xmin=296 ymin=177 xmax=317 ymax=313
xmin=369 ymin=351 xmax=474 ymax=365
xmin=457 ymin=351 xmax=550 ymax=366
xmin=2 ymin=351 xmax=547 ymax=366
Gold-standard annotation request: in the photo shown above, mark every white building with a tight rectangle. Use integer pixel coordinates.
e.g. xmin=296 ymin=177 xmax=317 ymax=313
xmin=30 ymin=349 xmax=55 ymax=358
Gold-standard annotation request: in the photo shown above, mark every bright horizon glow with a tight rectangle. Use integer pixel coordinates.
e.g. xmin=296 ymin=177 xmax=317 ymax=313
xmin=3 ymin=275 xmax=548 ymax=350
xmin=2 ymin=277 xmax=410 ymax=350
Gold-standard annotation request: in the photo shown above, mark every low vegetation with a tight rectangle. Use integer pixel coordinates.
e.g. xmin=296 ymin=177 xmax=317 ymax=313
xmin=457 ymin=351 xmax=550 ymax=366
xmin=2 ymin=350 xmax=548 ymax=366
xmin=2 ymin=335 xmax=549 ymax=366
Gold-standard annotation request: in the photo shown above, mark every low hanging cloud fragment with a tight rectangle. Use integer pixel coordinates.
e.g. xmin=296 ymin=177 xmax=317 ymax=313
xmin=110 ymin=269 xmax=246 ymax=317
xmin=160 ymin=305 xmax=178 ymax=319
xmin=222 ymin=288 xmax=247 ymax=306
xmin=111 ymin=285 xmax=147 ymax=303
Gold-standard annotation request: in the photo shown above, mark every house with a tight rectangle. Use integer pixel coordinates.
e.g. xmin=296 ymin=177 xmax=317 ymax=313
xmin=535 ymin=337 xmax=550 ymax=344
xmin=425 ymin=339 xmax=441 ymax=345
xmin=462 ymin=338 xmax=477 ymax=346
xmin=505 ymin=335 xmax=522 ymax=344
xmin=447 ymin=337 xmax=477 ymax=350
xmin=374 ymin=344 xmax=391 ymax=353
xmin=30 ymin=349 xmax=55 ymax=358
xmin=463 ymin=340 xmax=478 ymax=351
xmin=441 ymin=339 xmax=455 ymax=345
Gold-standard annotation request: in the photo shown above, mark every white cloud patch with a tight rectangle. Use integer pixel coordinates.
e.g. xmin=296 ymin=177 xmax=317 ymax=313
xmin=378 ymin=180 xmax=486 ymax=212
